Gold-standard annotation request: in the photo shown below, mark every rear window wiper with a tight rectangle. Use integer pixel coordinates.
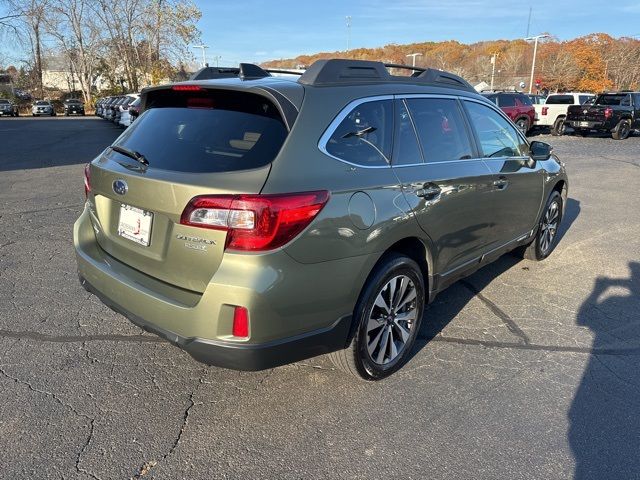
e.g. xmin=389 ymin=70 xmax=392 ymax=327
xmin=110 ymin=145 xmax=149 ymax=166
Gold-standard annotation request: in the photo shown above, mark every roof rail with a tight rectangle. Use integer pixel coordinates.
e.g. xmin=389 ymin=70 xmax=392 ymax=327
xmin=297 ymin=59 xmax=474 ymax=91
xmin=189 ymin=63 xmax=272 ymax=81
xmin=265 ymin=68 xmax=304 ymax=76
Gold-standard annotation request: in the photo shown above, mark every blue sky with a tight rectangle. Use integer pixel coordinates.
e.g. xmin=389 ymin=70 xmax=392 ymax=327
xmin=197 ymin=0 xmax=640 ymax=66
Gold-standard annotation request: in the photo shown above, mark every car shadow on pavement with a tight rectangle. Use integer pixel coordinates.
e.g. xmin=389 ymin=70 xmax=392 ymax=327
xmin=569 ymin=262 xmax=640 ymax=479
xmin=412 ymin=196 xmax=580 ymax=352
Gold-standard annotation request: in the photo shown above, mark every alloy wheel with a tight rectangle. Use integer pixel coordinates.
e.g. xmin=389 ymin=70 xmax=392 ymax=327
xmin=366 ymin=275 xmax=417 ymax=365
xmin=539 ymin=200 xmax=559 ymax=254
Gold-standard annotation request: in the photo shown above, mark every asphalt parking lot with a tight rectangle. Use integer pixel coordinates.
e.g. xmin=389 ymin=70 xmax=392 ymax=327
xmin=1 ymin=117 xmax=639 ymax=480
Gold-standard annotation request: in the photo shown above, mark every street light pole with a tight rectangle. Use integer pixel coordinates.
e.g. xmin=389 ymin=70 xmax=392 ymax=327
xmin=192 ymin=45 xmax=209 ymax=67
xmin=346 ymin=16 xmax=352 ymax=51
xmin=406 ymin=53 xmax=423 ymax=67
xmin=490 ymin=53 xmax=498 ymax=91
xmin=524 ymin=34 xmax=549 ymax=94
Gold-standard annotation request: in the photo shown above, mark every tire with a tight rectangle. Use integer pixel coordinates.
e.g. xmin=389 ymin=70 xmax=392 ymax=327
xmin=521 ymin=191 xmax=563 ymax=261
xmin=515 ymin=117 xmax=530 ymax=135
xmin=551 ymin=117 xmax=566 ymax=136
xmin=612 ymin=120 xmax=630 ymax=140
xmin=329 ymin=253 xmax=425 ymax=380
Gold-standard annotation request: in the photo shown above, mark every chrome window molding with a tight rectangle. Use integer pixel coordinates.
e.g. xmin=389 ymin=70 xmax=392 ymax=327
xmin=317 ymin=93 xmax=530 ymax=169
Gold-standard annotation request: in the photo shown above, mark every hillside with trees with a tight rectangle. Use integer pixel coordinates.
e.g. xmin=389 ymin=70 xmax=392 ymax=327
xmin=263 ymin=33 xmax=639 ymax=93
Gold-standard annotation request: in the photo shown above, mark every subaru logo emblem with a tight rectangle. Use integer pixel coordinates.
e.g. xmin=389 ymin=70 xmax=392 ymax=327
xmin=113 ymin=179 xmax=128 ymax=195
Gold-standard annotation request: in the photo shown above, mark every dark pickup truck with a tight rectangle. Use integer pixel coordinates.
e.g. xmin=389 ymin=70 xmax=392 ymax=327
xmin=566 ymin=92 xmax=640 ymax=140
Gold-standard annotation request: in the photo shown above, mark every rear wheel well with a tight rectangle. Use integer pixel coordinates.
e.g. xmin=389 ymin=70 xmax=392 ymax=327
xmin=384 ymin=237 xmax=430 ymax=291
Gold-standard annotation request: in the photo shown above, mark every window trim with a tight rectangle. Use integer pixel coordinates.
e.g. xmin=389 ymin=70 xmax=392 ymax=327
xmin=318 ymin=95 xmax=395 ymax=169
xmin=318 ymin=93 xmax=530 ymax=169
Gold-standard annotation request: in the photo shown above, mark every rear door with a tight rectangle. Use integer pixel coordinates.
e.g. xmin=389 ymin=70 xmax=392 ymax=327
xmin=462 ymin=99 xmax=544 ymax=245
xmin=391 ymin=95 xmax=497 ymax=278
xmin=87 ymin=87 xmax=290 ymax=292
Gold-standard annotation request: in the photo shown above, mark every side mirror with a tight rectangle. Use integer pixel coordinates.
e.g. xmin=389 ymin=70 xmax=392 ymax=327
xmin=530 ymin=141 xmax=552 ymax=161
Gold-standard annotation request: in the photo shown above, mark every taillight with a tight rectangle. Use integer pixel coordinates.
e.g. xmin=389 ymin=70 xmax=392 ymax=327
xmin=180 ymin=191 xmax=330 ymax=251
xmin=604 ymin=107 xmax=613 ymax=119
xmin=232 ymin=306 xmax=249 ymax=338
xmin=541 ymin=107 xmax=548 ymax=116
xmin=83 ymin=164 xmax=91 ymax=198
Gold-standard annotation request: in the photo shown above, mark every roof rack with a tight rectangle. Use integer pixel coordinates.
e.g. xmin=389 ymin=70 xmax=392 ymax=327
xmin=297 ymin=59 xmax=473 ymax=90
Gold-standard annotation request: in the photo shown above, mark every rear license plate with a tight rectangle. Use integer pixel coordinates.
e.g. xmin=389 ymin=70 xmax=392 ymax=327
xmin=579 ymin=121 xmax=590 ymax=127
xmin=117 ymin=204 xmax=153 ymax=246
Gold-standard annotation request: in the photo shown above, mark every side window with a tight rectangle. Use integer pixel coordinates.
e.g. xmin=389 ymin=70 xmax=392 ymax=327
xmin=516 ymin=94 xmax=532 ymax=106
xmin=405 ymin=98 xmax=473 ymax=163
xmin=498 ymin=94 xmax=516 ymax=107
xmin=621 ymin=94 xmax=632 ymax=107
xmin=325 ymin=100 xmax=393 ymax=167
xmin=392 ymin=100 xmax=423 ymax=166
xmin=464 ymin=101 xmax=527 ymax=158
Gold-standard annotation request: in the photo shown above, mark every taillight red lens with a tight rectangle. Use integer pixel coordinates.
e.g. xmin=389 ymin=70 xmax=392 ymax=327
xmin=232 ymin=306 xmax=249 ymax=338
xmin=604 ymin=107 xmax=613 ymax=119
xmin=172 ymin=84 xmax=202 ymax=91
xmin=541 ymin=107 xmax=548 ymax=115
xmin=180 ymin=191 xmax=330 ymax=251
xmin=83 ymin=164 xmax=91 ymax=198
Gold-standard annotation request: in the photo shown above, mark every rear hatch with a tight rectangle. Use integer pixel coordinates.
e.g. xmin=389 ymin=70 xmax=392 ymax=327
xmin=87 ymin=86 xmax=291 ymax=292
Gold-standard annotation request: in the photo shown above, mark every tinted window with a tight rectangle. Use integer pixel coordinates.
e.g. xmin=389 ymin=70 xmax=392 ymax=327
xmin=112 ymin=90 xmax=288 ymax=173
xmin=0 ymin=99 xmax=9 ymax=104
xmin=516 ymin=94 xmax=532 ymax=106
xmin=406 ymin=98 xmax=473 ymax=163
xmin=392 ymin=100 xmax=423 ymax=166
xmin=326 ymin=100 xmax=393 ymax=167
xmin=35 ymin=101 xmax=49 ymax=105
xmin=595 ymin=94 xmax=628 ymax=106
xmin=464 ymin=101 xmax=526 ymax=158
xmin=483 ymin=94 xmax=498 ymax=105
xmin=498 ymin=94 xmax=516 ymax=107
xmin=579 ymin=95 xmax=594 ymax=104
xmin=546 ymin=95 xmax=574 ymax=105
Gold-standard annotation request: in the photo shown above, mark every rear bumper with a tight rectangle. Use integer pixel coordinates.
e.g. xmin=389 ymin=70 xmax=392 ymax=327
xmin=79 ymin=273 xmax=351 ymax=370
xmin=566 ymin=120 xmax=611 ymax=130
xmin=73 ymin=204 xmax=371 ymax=370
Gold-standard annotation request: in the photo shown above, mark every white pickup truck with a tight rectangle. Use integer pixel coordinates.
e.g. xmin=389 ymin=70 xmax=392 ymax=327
xmin=534 ymin=92 xmax=595 ymax=135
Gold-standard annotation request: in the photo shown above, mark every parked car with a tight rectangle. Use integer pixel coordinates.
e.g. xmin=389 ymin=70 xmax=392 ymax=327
xmin=127 ymin=97 xmax=141 ymax=124
xmin=481 ymin=92 xmax=535 ymax=134
xmin=0 ymin=98 xmax=19 ymax=116
xmin=63 ymin=98 xmax=85 ymax=116
xmin=96 ymin=97 xmax=108 ymax=117
xmin=534 ymin=92 xmax=595 ymax=135
xmin=566 ymin=91 xmax=640 ymax=140
xmin=75 ymin=59 xmax=568 ymax=380
xmin=32 ymin=100 xmax=56 ymax=116
xmin=118 ymin=94 xmax=140 ymax=127
xmin=114 ymin=94 xmax=138 ymax=125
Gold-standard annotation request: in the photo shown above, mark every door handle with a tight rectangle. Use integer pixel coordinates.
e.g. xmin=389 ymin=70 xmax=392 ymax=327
xmin=415 ymin=183 xmax=441 ymax=199
xmin=493 ymin=176 xmax=509 ymax=190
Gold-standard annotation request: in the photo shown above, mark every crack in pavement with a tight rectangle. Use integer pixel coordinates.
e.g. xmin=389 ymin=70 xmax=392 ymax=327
xmin=0 ymin=329 xmax=164 ymax=344
xmin=0 ymin=366 xmax=101 ymax=479
xmin=459 ymin=279 xmax=531 ymax=345
xmin=430 ymin=335 xmax=640 ymax=356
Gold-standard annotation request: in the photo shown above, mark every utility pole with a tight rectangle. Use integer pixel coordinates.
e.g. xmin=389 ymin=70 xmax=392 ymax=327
xmin=406 ymin=53 xmax=422 ymax=67
xmin=490 ymin=53 xmax=499 ymax=91
xmin=346 ymin=16 xmax=352 ymax=51
xmin=525 ymin=34 xmax=549 ymax=94
xmin=212 ymin=55 xmax=221 ymax=68
xmin=192 ymin=45 xmax=209 ymax=67
xmin=526 ymin=7 xmax=532 ymax=37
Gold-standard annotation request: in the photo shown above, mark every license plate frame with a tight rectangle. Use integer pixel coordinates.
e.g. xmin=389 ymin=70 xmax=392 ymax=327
xmin=117 ymin=204 xmax=153 ymax=247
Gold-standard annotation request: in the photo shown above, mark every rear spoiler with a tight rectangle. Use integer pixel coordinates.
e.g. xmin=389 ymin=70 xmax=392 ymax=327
xmin=189 ymin=64 xmax=304 ymax=81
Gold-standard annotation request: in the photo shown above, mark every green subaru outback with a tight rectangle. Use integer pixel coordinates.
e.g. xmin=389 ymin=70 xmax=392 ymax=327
xmin=74 ymin=59 xmax=568 ymax=380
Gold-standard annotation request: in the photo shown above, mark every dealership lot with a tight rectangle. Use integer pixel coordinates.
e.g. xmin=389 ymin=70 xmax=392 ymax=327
xmin=0 ymin=117 xmax=639 ymax=479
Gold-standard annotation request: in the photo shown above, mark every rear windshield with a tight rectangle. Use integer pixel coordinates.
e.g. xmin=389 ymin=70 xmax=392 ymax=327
xmin=35 ymin=101 xmax=49 ymax=105
xmin=111 ymin=89 xmax=287 ymax=173
xmin=0 ymin=99 xmax=8 ymax=104
xmin=595 ymin=94 xmax=629 ymax=106
xmin=546 ymin=95 xmax=574 ymax=104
